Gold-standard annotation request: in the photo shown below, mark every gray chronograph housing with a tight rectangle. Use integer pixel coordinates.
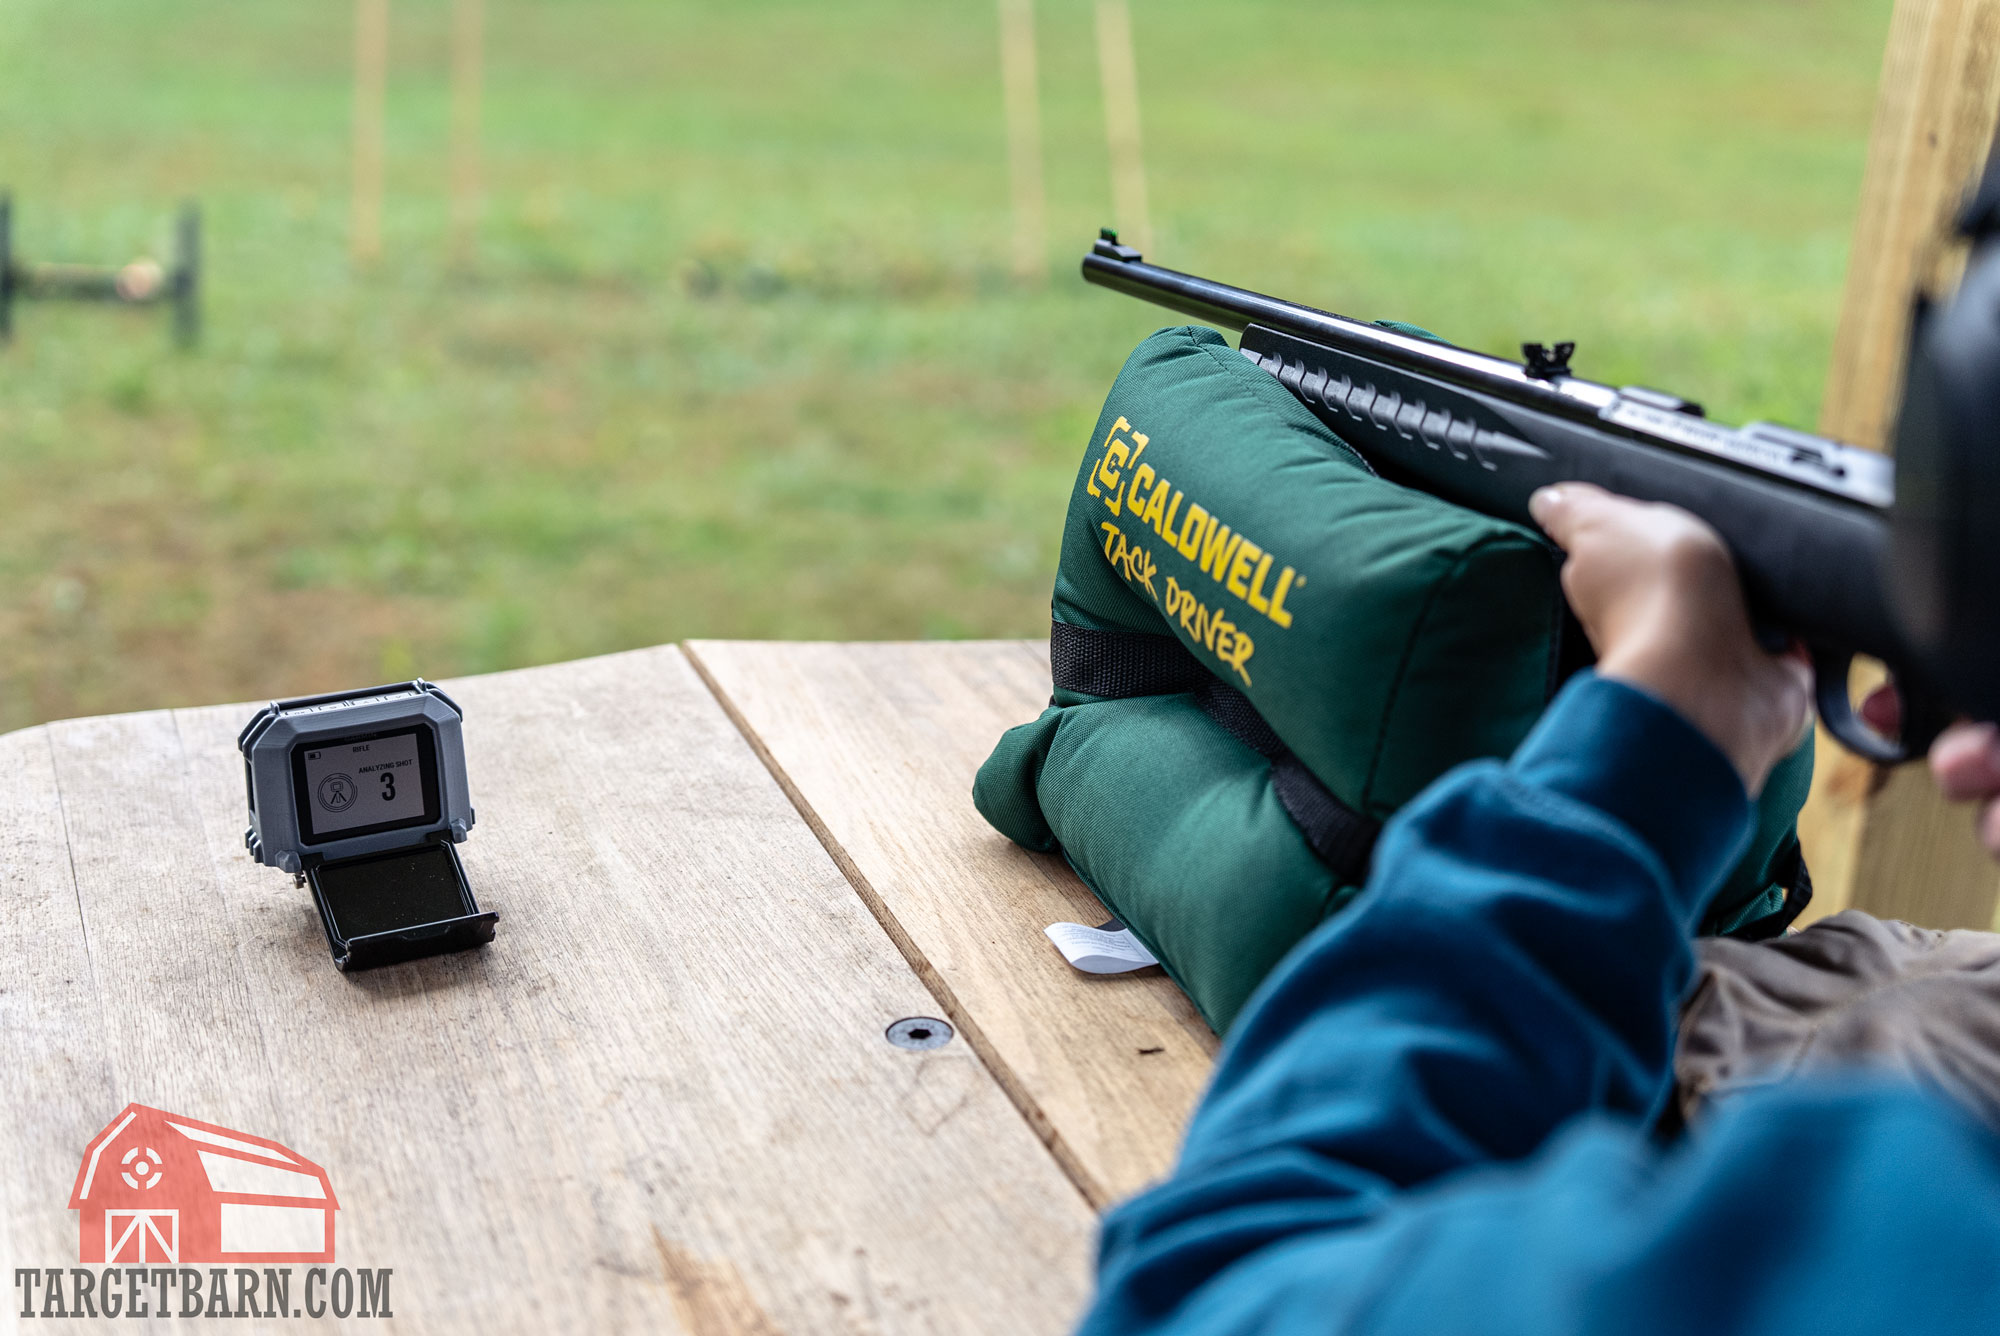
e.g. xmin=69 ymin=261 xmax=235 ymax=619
xmin=239 ymin=680 xmax=475 ymax=876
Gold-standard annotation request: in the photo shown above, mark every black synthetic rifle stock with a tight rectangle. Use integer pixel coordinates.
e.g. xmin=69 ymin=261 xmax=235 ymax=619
xmin=1082 ymin=209 xmax=2000 ymax=764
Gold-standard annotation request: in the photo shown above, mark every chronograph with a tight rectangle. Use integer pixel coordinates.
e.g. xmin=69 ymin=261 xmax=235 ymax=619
xmin=240 ymin=680 xmax=495 ymax=970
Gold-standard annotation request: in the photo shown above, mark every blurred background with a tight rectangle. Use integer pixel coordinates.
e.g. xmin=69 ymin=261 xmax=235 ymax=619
xmin=0 ymin=0 xmax=1890 ymax=731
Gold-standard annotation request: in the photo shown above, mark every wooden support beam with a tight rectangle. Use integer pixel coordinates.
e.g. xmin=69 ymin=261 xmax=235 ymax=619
xmin=350 ymin=0 xmax=390 ymax=268
xmin=1797 ymin=0 xmax=2000 ymax=929
xmin=998 ymin=0 xmax=1047 ymax=284
xmin=1094 ymin=0 xmax=1152 ymax=257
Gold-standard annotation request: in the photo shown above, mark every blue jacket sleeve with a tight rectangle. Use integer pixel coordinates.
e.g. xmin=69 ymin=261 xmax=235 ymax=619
xmin=1081 ymin=671 xmax=2000 ymax=1335
xmin=1081 ymin=671 xmax=1757 ymax=1329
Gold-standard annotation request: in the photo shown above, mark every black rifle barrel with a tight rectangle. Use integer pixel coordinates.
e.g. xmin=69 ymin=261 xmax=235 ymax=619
xmin=1082 ymin=241 xmax=1627 ymax=428
xmin=1080 ymin=234 xmax=1936 ymax=762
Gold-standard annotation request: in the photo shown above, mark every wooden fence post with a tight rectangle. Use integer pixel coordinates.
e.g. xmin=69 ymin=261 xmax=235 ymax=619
xmin=997 ymin=0 xmax=1047 ymax=283
xmin=351 ymin=0 xmax=390 ymax=267
xmin=450 ymin=0 xmax=485 ymax=268
xmin=1797 ymin=0 xmax=2000 ymax=929
xmin=1094 ymin=0 xmax=1152 ymax=257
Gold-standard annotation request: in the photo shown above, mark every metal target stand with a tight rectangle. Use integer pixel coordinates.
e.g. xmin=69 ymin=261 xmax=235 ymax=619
xmin=0 ymin=192 xmax=201 ymax=347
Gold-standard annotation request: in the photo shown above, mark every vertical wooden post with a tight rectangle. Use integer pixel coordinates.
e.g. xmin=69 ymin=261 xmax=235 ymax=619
xmin=997 ymin=0 xmax=1046 ymax=283
xmin=350 ymin=0 xmax=390 ymax=268
xmin=450 ymin=0 xmax=485 ymax=268
xmin=1796 ymin=0 xmax=2000 ymax=929
xmin=0 ymin=193 xmax=14 ymax=342
xmin=1094 ymin=0 xmax=1152 ymax=256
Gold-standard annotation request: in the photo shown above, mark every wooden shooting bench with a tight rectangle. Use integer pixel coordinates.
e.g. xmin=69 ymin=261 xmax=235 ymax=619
xmin=0 ymin=641 xmax=1213 ymax=1331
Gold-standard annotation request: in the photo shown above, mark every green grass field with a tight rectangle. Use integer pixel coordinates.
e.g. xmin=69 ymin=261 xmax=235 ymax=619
xmin=0 ymin=0 xmax=1891 ymax=729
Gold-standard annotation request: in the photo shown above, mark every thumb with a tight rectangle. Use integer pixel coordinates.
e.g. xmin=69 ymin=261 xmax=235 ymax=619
xmin=1932 ymin=723 xmax=2000 ymax=803
xmin=1529 ymin=481 xmax=1617 ymax=548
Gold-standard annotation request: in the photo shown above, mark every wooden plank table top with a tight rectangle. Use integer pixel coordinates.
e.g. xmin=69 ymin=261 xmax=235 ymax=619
xmin=686 ymin=641 xmax=1217 ymax=1208
xmin=0 ymin=640 xmax=1212 ymax=1333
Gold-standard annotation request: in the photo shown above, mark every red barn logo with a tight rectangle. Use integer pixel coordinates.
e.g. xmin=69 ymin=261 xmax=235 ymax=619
xmin=69 ymin=1104 xmax=338 ymax=1264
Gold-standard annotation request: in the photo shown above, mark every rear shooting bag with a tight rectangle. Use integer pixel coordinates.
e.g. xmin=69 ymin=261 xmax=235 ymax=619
xmin=974 ymin=325 xmax=1814 ymax=1032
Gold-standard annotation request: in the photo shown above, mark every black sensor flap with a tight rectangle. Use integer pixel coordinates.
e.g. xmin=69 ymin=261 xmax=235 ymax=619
xmin=306 ymin=842 xmax=497 ymax=972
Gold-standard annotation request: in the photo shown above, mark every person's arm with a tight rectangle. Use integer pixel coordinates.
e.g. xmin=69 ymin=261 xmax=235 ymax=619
xmin=1081 ymin=672 xmax=1752 ymax=1331
xmin=1081 ymin=485 xmax=1815 ymax=1333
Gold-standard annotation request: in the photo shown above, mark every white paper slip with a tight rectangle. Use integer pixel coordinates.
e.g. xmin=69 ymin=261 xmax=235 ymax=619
xmin=1045 ymin=919 xmax=1160 ymax=974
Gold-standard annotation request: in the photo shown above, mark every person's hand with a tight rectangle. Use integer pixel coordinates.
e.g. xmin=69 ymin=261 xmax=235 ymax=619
xmin=1860 ymin=686 xmax=2000 ymax=859
xmin=1870 ymin=685 xmax=2000 ymax=857
xmin=1934 ymin=724 xmax=2000 ymax=856
xmin=1529 ymin=482 xmax=1812 ymax=796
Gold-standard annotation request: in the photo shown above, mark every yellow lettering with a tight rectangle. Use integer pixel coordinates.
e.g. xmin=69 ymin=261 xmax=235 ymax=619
xmin=1088 ymin=434 xmax=1136 ymax=512
xmin=1246 ymin=553 xmax=1274 ymax=614
xmin=1098 ymin=520 xmax=1160 ymax=599
xmin=1167 ymin=580 xmax=1194 ymax=637
xmin=1205 ymin=532 xmax=1242 ymax=583
xmin=1160 ymin=489 xmax=1184 ymax=541
xmin=1132 ymin=544 xmax=1158 ymax=599
xmin=1176 ymin=505 xmax=1209 ymax=560
xmin=1199 ymin=522 xmax=1235 ymax=578
xmin=1131 ymin=463 xmax=1156 ymax=502
xmin=1086 ymin=417 xmax=1130 ymax=498
xmin=1267 ymin=568 xmax=1300 ymax=629
xmin=1138 ymin=478 xmax=1170 ymax=535
xmin=1097 ymin=440 xmax=1131 ymax=514
xmin=1116 ymin=439 xmax=1148 ymax=514
xmin=1220 ymin=627 xmax=1254 ymax=686
xmin=1098 ymin=441 xmax=1129 ymax=483
xmin=1226 ymin=540 xmax=1262 ymax=599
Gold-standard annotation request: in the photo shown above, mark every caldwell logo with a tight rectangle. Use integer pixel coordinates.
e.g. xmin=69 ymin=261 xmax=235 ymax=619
xmin=14 ymin=1104 xmax=392 ymax=1320
xmin=72 ymin=1103 xmax=337 ymax=1264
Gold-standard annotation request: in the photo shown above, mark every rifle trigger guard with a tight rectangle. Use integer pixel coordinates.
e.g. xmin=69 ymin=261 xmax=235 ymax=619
xmin=1809 ymin=645 xmax=1936 ymax=766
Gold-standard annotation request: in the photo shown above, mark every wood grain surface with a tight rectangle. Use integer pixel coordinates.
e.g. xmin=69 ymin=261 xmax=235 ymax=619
xmin=686 ymin=640 xmax=1218 ymax=1211
xmin=1820 ymin=0 xmax=2000 ymax=453
xmin=1796 ymin=0 xmax=2000 ymax=931
xmin=0 ymin=727 xmax=121 ymax=1314
xmin=0 ymin=646 xmax=1097 ymax=1333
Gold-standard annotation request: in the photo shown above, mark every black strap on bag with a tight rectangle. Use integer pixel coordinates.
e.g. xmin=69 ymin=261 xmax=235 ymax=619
xmin=1048 ymin=621 xmax=1381 ymax=885
xmin=1049 ymin=622 xmax=1812 ymax=937
xmin=1049 ymin=621 xmax=1213 ymax=698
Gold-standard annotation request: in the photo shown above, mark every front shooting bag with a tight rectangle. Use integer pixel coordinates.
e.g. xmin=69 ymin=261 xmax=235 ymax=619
xmin=975 ymin=325 xmax=1815 ymax=1032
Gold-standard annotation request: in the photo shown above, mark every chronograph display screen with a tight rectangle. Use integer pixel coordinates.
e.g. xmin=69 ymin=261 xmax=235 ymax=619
xmin=290 ymin=726 xmax=440 ymax=845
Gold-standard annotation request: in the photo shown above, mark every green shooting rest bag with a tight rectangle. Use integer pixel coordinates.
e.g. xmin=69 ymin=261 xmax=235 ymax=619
xmin=974 ymin=324 xmax=1815 ymax=1034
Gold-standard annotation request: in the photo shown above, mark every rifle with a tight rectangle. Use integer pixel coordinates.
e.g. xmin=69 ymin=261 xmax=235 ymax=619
xmin=1081 ymin=200 xmax=2000 ymax=764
